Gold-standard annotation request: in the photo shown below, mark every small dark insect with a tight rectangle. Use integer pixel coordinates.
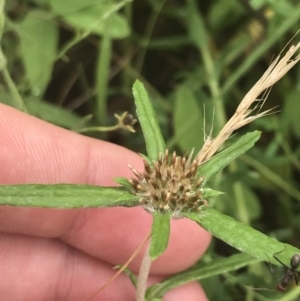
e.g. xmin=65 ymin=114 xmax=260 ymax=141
xmin=272 ymin=249 xmax=300 ymax=292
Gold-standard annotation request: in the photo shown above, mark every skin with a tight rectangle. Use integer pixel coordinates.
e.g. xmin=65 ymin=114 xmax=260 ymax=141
xmin=0 ymin=104 xmax=211 ymax=301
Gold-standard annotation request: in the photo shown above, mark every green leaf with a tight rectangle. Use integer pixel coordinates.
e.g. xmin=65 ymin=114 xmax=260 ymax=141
xmin=223 ymin=181 xmax=261 ymax=223
xmin=0 ymin=184 xmax=139 ymax=208
xmin=114 ymin=177 xmax=132 ymax=190
xmin=150 ymin=213 xmax=171 ymax=260
xmin=0 ymin=93 xmax=81 ymax=128
xmin=202 ymin=188 xmax=224 ymax=199
xmin=50 ymin=0 xmax=98 ymax=15
xmin=173 ymin=86 xmax=204 ymax=153
xmin=132 ymin=80 xmax=166 ymax=160
xmin=198 ymin=131 xmax=261 ymax=185
xmin=51 ymin=1 xmax=130 ymax=39
xmin=71 ymin=114 xmax=93 ymax=132
xmin=19 ymin=11 xmax=58 ymax=94
xmin=184 ymin=207 xmax=300 ymax=267
xmin=146 ymin=253 xmax=258 ymax=299
xmin=26 ymin=97 xmax=82 ymax=128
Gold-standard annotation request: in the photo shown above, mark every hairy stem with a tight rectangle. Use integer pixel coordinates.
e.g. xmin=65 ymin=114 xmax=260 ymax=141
xmin=136 ymin=242 xmax=152 ymax=301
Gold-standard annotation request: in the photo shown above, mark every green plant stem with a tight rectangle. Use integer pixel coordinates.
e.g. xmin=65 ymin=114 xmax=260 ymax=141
xmin=121 ymin=1 xmax=133 ymax=95
xmin=1 ymin=63 xmax=27 ymax=112
xmin=57 ymin=31 xmax=88 ymax=61
xmin=135 ymin=0 xmax=166 ymax=73
xmin=58 ymin=0 xmax=131 ymax=63
xmin=0 ymin=0 xmax=4 ymax=39
xmin=188 ymin=2 xmax=256 ymax=224
xmin=96 ymin=30 xmax=112 ymax=126
xmin=136 ymin=242 xmax=152 ymax=301
xmin=188 ymin=1 xmax=226 ymax=131
xmin=76 ymin=125 xmax=120 ymax=133
xmin=0 ymin=1 xmax=26 ymax=113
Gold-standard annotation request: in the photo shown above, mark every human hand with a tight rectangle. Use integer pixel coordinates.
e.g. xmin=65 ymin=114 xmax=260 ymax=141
xmin=0 ymin=104 xmax=211 ymax=301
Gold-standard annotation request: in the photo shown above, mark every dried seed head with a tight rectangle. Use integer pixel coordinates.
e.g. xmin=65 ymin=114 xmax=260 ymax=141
xmin=129 ymin=150 xmax=206 ymax=214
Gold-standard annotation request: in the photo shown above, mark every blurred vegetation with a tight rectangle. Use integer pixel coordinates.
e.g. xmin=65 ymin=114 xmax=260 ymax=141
xmin=0 ymin=0 xmax=299 ymax=299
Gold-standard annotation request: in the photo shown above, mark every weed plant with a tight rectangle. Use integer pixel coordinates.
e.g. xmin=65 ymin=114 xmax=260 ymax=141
xmin=0 ymin=1 xmax=300 ymax=300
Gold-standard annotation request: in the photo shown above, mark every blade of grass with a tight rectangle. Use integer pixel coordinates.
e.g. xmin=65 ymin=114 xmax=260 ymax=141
xmin=242 ymin=154 xmax=300 ymax=201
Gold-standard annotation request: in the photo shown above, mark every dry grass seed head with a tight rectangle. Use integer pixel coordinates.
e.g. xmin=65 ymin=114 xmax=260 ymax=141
xmin=196 ymin=43 xmax=300 ymax=163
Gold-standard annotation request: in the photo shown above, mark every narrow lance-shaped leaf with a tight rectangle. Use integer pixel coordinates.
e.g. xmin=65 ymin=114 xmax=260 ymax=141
xmin=202 ymin=188 xmax=224 ymax=198
xmin=184 ymin=207 xmax=300 ymax=266
xmin=146 ymin=253 xmax=258 ymax=299
xmin=198 ymin=131 xmax=261 ymax=185
xmin=150 ymin=212 xmax=171 ymax=260
xmin=0 ymin=184 xmax=139 ymax=208
xmin=114 ymin=177 xmax=132 ymax=190
xmin=132 ymin=80 xmax=166 ymax=160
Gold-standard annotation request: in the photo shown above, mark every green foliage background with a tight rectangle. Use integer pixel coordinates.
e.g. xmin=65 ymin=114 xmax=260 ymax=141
xmin=1 ymin=0 xmax=299 ymax=299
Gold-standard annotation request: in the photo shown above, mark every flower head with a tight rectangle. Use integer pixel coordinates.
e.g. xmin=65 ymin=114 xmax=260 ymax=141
xmin=129 ymin=149 xmax=205 ymax=215
xmin=114 ymin=112 xmax=137 ymax=133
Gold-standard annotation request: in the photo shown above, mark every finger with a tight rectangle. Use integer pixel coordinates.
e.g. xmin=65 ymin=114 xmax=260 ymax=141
xmin=0 ymin=104 xmax=143 ymax=185
xmin=0 ymin=104 xmax=211 ymax=274
xmin=0 ymin=233 xmax=208 ymax=301
xmin=164 ymin=282 xmax=208 ymax=301
xmin=0 ymin=232 xmax=135 ymax=301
